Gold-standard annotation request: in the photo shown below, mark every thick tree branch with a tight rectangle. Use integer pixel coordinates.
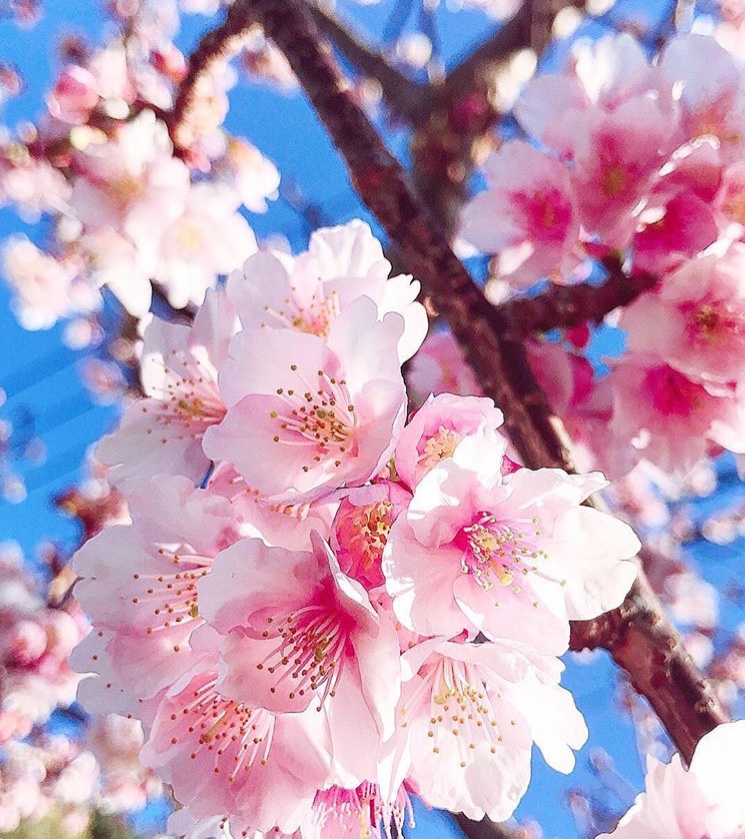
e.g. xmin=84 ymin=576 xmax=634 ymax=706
xmin=243 ymin=0 xmax=729 ymax=772
xmin=570 ymin=572 xmax=728 ymax=765
xmin=500 ymin=263 xmax=658 ymax=335
xmin=307 ymin=4 xmax=430 ymax=124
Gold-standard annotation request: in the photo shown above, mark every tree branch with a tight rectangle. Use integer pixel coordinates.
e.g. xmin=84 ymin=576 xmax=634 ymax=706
xmin=569 ymin=571 xmax=728 ymax=766
xmin=243 ymin=0 xmax=729 ymax=771
xmin=500 ymin=263 xmax=658 ymax=335
xmin=307 ymin=4 xmax=430 ymax=124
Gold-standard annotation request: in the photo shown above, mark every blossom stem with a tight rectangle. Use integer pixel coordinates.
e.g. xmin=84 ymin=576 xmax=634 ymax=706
xmin=167 ymin=1 xmax=255 ymax=150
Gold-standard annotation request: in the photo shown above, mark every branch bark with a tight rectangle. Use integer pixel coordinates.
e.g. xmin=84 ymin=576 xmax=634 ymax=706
xmin=569 ymin=572 xmax=728 ymax=765
xmin=243 ymin=0 xmax=729 ymax=773
xmin=500 ymin=263 xmax=658 ymax=335
xmin=307 ymin=3 xmax=430 ymax=124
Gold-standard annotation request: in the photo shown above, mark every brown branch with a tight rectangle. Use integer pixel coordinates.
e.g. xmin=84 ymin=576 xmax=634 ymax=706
xmin=307 ymin=4 xmax=430 ymax=124
xmin=570 ymin=571 xmax=728 ymax=766
xmin=501 ymin=264 xmax=658 ymax=335
xmin=243 ymin=0 xmax=729 ymax=772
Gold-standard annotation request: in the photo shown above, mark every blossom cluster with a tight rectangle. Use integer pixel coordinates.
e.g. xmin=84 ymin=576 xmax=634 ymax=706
xmin=0 ymin=0 xmax=278 ymax=337
xmin=72 ymin=220 xmax=640 ymax=837
xmin=462 ymin=32 xmax=745 ymax=479
xmin=0 ymin=541 xmax=162 ymax=835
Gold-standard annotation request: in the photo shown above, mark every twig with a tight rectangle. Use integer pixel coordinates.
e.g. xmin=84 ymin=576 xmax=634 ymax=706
xmin=307 ymin=4 xmax=430 ymax=123
xmin=168 ymin=2 xmax=255 ymax=150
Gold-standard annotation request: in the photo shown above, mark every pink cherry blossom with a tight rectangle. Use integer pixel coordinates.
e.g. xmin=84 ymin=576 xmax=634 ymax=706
xmin=621 ymin=245 xmax=745 ymax=383
xmin=72 ymin=475 xmax=239 ymax=704
xmin=46 ymin=65 xmax=100 ymax=125
xmin=610 ymin=353 xmax=745 ymax=475
xmin=569 ymin=98 xmax=678 ymax=246
xmin=227 ymin=220 xmax=427 ymax=362
xmin=141 ymin=644 xmax=333 ymax=835
xmin=598 ymin=721 xmax=745 ymax=839
xmin=460 ymin=141 xmax=580 ymax=287
xmin=395 ymin=393 xmax=505 ymax=491
xmin=515 ymin=33 xmax=674 ymax=156
xmin=659 ymin=34 xmax=745 ymax=162
xmin=204 ymin=296 xmax=407 ymax=503
xmin=70 ymin=110 xmax=189 ymax=243
xmin=197 ymin=533 xmax=401 ymax=784
xmin=97 ymin=288 xmax=236 ymax=484
xmin=393 ymin=637 xmax=587 ymax=821
xmin=2 ymin=236 xmax=99 ymax=330
xmin=383 ymin=437 xmax=639 ymax=652
xmin=152 ymin=183 xmax=257 ymax=310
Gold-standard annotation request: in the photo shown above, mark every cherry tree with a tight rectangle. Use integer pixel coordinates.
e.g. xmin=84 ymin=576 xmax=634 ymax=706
xmin=2 ymin=0 xmax=745 ymax=838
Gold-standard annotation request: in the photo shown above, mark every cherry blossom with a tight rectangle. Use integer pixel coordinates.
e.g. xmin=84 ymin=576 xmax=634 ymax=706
xmin=197 ymin=532 xmax=401 ymax=783
xmin=141 ymin=642 xmax=333 ymax=835
xmin=383 ymin=437 xmax=639 ymax=652
xmin=227 ymin=220 xmax=427 ymax=362
xmin=405 ymin=330 xmax=482 ymax=406
xmin=461 ymin=142 xmax=579 ymax=286
xmin=395 ymin=393 xmax=506 ymax=490
xmin=393 ymin=637 xmax=587 ymax=821
xmin=97 ymin=288 xmax=237 ymax=484
xmin=73 ymin=475 xmax=240 ymax=705
xmin=205 ymin=296 xmax=408 ymax=503
xmin=610 ymin=353 xmax=745 ymax=475
xmin=621 ymin=245 xmax=745 ymax=383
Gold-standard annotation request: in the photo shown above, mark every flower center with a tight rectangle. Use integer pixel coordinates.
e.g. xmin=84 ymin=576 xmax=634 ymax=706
xmin=404 ymin=658 xmax=504 ymax=769
xmin=644 ymin=365 xmax=706 ymax=418
xmin=455 ymin=511 xmax=546 ymax=591
xmin=262 ymin=283 xmax=340 ymax=339
xmin=418 ymin=427 xmax=461 ymax=469
xmin=257 ymin=602 xmax=349 ymax=707
xmin=270 ymin=364 xmax=357 ymax=472
xmin=174 ymin=676 xmax=275 ymax=783
xmin=132 ymin=547 xmax=212 ymax=643
xmin=148 ymin=354 xmax=225 ymax=436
